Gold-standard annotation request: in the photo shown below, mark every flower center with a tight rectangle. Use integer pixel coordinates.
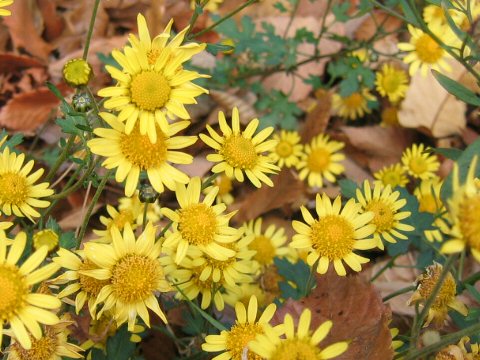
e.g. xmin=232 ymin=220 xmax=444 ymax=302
xmin=109 ymin=210 xmax=135 ymax=231
xmin=79 ymin=260 xmax=110 ymax=297
xmin=382 ymin=171 xmax=402 ymax=187
xmin=307 ymin=148 xmax=331 ymax=173
xmin=381 ymin=73 xmax=402 ymax=93
xmin=310 ymin=215 xmax=355 ymax=260
xmin=226 ymin=322 xmax=264 ymax=360
xmin=275 ymin=140 xmax=293 ymax=158
xmin=0 ymin=172 xmax=29 ymax=205
xmin=130 ymin=71 xmax=171 ymax=111
xmin=270 ymin=338 xmax=321 ymax=360
xmin=33 ymin=230 xmax=59 ymax=252
xmin=419 ymin=266 xmax=456 ymax=310
xmin=111 ymin=254 xmax=160 ymax=303
xmin=178 ymin=204 xmax=217 ymax=245
xmin=217 ymin=175 xmax=233 ymax=196
xmin=409 ymin=157 xmax=428 ymax=175
xmin=458 ymin=194 xmax=480 ymax=251
xmin=0 ymin=264 xmax=28 ymax=322
xmin=120 ymin=126 xmax=168 ymax=169
xmin=343 ymin=92 xmax=363 ymax=109
xmin=365 ymin=200 xmax=395 ymax=233
xmin=12 ymin=327 xmax=58 ymax=360
xmin=250 ymin=235 xmax=276 ymax=266
xmin=415 ymin=34 xmax=444 ymax=64
xmin=221 ymin=135 xmax=258 ymax=169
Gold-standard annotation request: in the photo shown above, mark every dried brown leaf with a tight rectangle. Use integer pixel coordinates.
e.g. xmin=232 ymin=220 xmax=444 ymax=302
xmin=37 ymin=0 xmax=65 ymax=41
xmin=354 ymin=10 xmax=402 ymax=41
xmin=300 ymin=89 xmax=332 ymax=143
xmin=0 ymin=53 xmax=44 ymax=74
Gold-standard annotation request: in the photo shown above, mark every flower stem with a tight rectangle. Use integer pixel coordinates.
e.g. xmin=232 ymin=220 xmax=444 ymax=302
xmin=45 ymin=135 xmax=75 ymax=182
xmin=382 ymin=285 xmax=416 ymax=302
xmin=82 ymin=0 xmax=101 ymax=60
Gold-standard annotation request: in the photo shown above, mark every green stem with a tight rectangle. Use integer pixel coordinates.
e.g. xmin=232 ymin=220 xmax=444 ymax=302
xmin=283 ymin=0 xmax=300 ymax=38
xmin=45 ymin=136 xmax=76 ymax=182
xmin=82 ymin=0 xmax=101 ymax=60
xmin=185 ymin=0 xmax=209 ymax=37
xmin=142 ymin=201 xmax=148 ymax=231
xmin=458 ymin=249 xmax=466 ymax=282
xmin=382 ymin=285 xmax=416 ymax=302
xmin=370 ymin=254 xmax=399 ymax=283
xmin=304 ymin=260 xmax=318 ymax=297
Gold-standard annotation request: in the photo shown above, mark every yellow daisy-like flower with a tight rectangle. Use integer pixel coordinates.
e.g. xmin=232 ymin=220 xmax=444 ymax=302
xmin=6 ymin=318 xmax=83 ymax=360
xmin=297 ymin=134 xmax=345 ymax=188
xmin=397 ymin=24 xmax=455 ymax=76
xmin=82 ymin=223 xmax=171 ymax=330
xmin=88 ymin=112 xmax=196 ymax=197
xmin=53 ymin=249 xmax=110 ymax=317
xmin=118 ymin=191 xmax=162 ymax=225
xmin=0 ymin=147 xmax=54 ymax=219
xmin=243 ymin=217 xmax=292 ymax=267
xmin=356 ymin=181 xmax=415 ymax=250
xmin=375 ymin=64 xmax=409 ymax=103
xmin=224 ymin=283 xmax=267 ymax=308
xmin=93 ymin=204 xmax=139 ymax=243
xmin=0 ymin=231 xmax=60 ymax=350
xmin=373 ymin=163 xmax=409 ymax=188
xmin=401 ymin=143 xmax=440 ymax=180
xmin=98 ymin=14 xmax=208 ymax=143
xmin=0 ymin=0 xmax=13 ymax=16
xmin=62 ymin=58 xmax=93 ymax=88
xmin=423 ymin=4 xmax=450 ymax=27
xmin=332 ymin=88 xmax=376 ymax=120
xmin=249 ymin=308 xmax=348 ymax=360
xmin=202 ymin=295 xmax=280 ymax=360
xmin=408 ymin=262 xmax=468 ymax=327
xmin=200 ymin=107 xmax=279 ymax=188
xmin=162 ymin=176 xmax=242 ymax=264
xmin=269 ymin=130 xmax=303 ymax=168
xmin=291 ymin=193 xmax=376 ymax=276
xmin=441 ymin=156 xmax=480 ymax=260
xmin=190 ymin=0 xmax=223 ymax=12
xmin=33 ymin=229 xmax=59 ymax=252
xmin=204 ymin=174 xmax=235 ymax=205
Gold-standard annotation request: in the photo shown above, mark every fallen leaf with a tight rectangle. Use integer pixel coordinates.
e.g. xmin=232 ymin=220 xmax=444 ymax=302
xmin=354 ymin=10 xmax=403 ymax=41
xmin=37 ymin=0 xmax=65 ymax=41
xmin=0 ymin=53 xmax=45 ymax=74
xmin=300 ymin=89 xmax=332 ymax=143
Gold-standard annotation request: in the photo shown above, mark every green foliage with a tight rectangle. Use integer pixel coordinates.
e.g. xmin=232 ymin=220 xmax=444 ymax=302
xmin=255 ymin=89 xmax=302 ymax=129
xmin=275 ymin=257 xmax=311 ymax=300
xmin=0 ymin=130 xmax=23 ymax=152
xmin=332 ymin=2 xmax=351 ymax=22
xmin=59 ymin=231 xmax=77 ymax=249
xmin=433 ymin=147 xmax=462 ymax=161
xmin=105 ymin=325 xmax=137 ymax=360
xmin=432 ymin=70 xmax=480 ymax=106
xmin=327 ymin=57 xmax=376 ymax=97
xmin=339 ymin=178 xmax=358 ymax=199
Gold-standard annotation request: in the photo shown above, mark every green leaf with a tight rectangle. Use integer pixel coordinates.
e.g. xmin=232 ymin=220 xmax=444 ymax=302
xmin=433 ymin=147 xmax=462 ymax=160
xmin=59 ymin=232 xmax=77 ymax=249
xmin=332 ymin=2 xmax=351 ymax=22
xmin=339 ymin=179 xmax=358 ymax=199
xmin=275 ymin=257 xmax=311 ymax=300
xmin=398 ymin=0 xmax=421 ymax=27
xmin=106 ymin=325 xmax=136 ymax=360
xmin=432 ymin=70 xmax=480 ymax=106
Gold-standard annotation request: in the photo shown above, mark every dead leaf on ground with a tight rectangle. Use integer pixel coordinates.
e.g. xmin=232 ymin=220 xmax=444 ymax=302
xmin=300 ymin=89 xmax=332 ymax=143
xmin=37 ymin=0 xmax=65 ymax=41
xmin=209 ymin=90 xmax=258 ymax=124
xmin=0 ymin=53 xmax=44 ymax=74
xmin=354 ymin=10 xmax=403 ymax=41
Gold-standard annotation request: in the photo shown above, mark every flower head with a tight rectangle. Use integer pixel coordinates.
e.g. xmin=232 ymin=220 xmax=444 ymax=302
xmin=33 ymin=229 xmax=59 ymax=252
xmin=62 ymin=58 xmax=93 ymax=87
xmin=291 ymin=193 xmax=376 ymax=276
xmin=332 ymin=88 xmax=375 ymax=120
xmin=0 ymin=0 xmax=13 ymax=16
xmin=269 ymin=130 xmax=303 ymax=168
xmin=204 ymin=174 xmax=235 ymax=205
xmin=373 ymin=163 xmax=408 ymax=188
xmin=375 ymin=64 xmax=409 ymax=103
xmin=401 ymin=143 xmax=440 ymax=180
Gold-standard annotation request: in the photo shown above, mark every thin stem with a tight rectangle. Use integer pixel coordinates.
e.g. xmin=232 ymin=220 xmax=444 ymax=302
xmin=283 ymin=0 xmax=300 ymax=38
xmin=370 ymin=254 xmax=399 ymax=283
xmin=185 ymin=0 xmax=209 ymax=37
xmin=142 ymin=201 xmax=149 ymax=231
xmin=458 ymin=249 xmax=466 ymax=282
xmin=45 ymin=136 xmax=75 ymax=182
xmin=304 ymin=260 xmax=318 ymax=297
xmin=82 ymin=0 xmax=101 ymax=60
xmin=382 ymin=285 xmax=416 ymax=302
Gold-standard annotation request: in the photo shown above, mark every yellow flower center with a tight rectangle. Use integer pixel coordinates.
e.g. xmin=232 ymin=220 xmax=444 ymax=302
xmin=130 ymin=71 xmax=171 ymax=111
xmin=120 ymin=126 xmax=168 ymax=169
xmin=33 ymin=229 xmax=59 ymax=252
xmin=109 ymin=210 xmax=135 ymax=230
xmin=365 ymin=199 xmax=395 ymax=233
xmin=178 ymin=204 xmax=217 ymax=245
xmin=409 ymin=157 xmax=428 ymax=175
xmin=415 ymin=34 xmax=444 ymax=64
xmin=250 ymin=235 xmax=276 ymax=265
xmin=275 ymin=140 xmax=293 ymax=158
xmin=381 ymin=73 xmax=402 ymax=93
xmin=0 ymin=264 xmax=27 ymax=322
xmin=307 ymin=148 xmax=330 ymax=173
xmin=12 ymin=327 xmax=58 ymax=360
xmin=0 ymin=172 xmax=29 ymax=205
xmin=310 ymin=215 xmax=355 ymax=260
xmin=419 ymin=194 xmax=438 ymax=213
xmin=458 ymin=194 xmax=480 ymax=251
xmin=79 ymin=260 xmax=110 ymax=297
xmin=418 ymin=265 xmax=456 ymax=310
xmin=270 ymin=338 xmax=321 ymax=360
xmin=221 ymin=135 xmax=258 ymax=169
xmin=226 ymin=322 xmax=264 ymax=360
xmin=111 ymin=254 xmax=160 ymax=303
xmin=217 ymin=175 xmax=233 ymax=196
xmin=381 ymin=171 xmax=402 ymax=187
xmin=343 ymin=92 xmax=364 ymax=109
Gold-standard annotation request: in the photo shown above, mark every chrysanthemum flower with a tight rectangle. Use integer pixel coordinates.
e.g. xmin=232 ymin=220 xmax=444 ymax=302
xmin=82 ymin=223 xmax=171 ymax=330
xmin=441 ymin=156 xmax=480 ymax=260
xmin=356 ymin=181 xmax=415 ymax=250
xmin=200 ymin=107 xmax=279 ymax=188
xmin=332 ymin=88 xmax=375 ymax=120
xmin=0 ymin=0 xmax=13 ymax=16
xmin=93 ymin=204 xmax=139 ymax=243
xmin=250 ymin=308 xmax=348 ymax=359
xmin=408 ymin=263 xmax=467 ymax=327
xmin=224 ymin=283 xmax=267 ymax=308
xmin=190 ymin=0 xmax=223 ymax=12
xmin=33 ymin=229 xmax=59 ymax=252
xmin=297 ymin=134 xmax=345 ymax=188
xmin=397 ymin=24 xmax=455 ymax=76
xmin=401 ymin=143 xmax=440 ymax=180
xmin=53 ymin=249 xmax=110 ymax=317
xmin=269 ymin=130 xmax=303 ymax=168
xmin=6 ymin=317 xmax=83 ymax=359
xmin=88 ymin=112 xmax=196 ymax=196
xmin=291 ymin=194 xmax=376 ymax=276
xmin=0 ymin=147 xmax=54 ymax=219
xmin=118 ymin=191 xmax=162 ymax=225
xmin=375 ymin=64 xmax=409 ymax=103
xmin=423 ymin=4 xmax=450 ymax=27
xmin=204 ymin=174 xmax=235 ymax=205
xmin=0 ymin=231 xmax=60 ymax=350
xmin=98 ymin=14 xmax=208 ymax=143
xmin=202 ymin=295 xmax=280 ymax=360
xmin=373 ymin=163 xmax=409 ymax=188
xmin=162 ymin=177 xmax=242 ymax=264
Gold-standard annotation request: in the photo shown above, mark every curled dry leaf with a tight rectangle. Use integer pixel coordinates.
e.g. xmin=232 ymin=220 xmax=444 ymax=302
xmin=300 ymin=89 xmax=332 ymax=143
xmin=0 ymin=54 xmax=44 ymax=75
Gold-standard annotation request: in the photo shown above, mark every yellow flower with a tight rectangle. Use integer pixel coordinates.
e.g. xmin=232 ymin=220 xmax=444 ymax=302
xmin=390 ymin=326 xmax=404 ymax=354
xmin=297 ymin=134 xmax=345 ymax=188
xmin=408 ymin=263 xmax=467 ymax=327
xmin=118 ymin=191 xmax=162 ymax=225
xmin=269 ymin=130 xmax=303 ymax=168
xmin=291 ymin=193 xmax=377 ymax=276
xmin=375 ymin=64 xmax=409 ymax=103
xmin=332 ymin=88 xmax=375 ymax=120
xmin=401 ymin=143 xmax=440 ymax=180
xmin=356 ymin=181 xmax=415 ymax=250
xmin=190 ymin=0 xmax=223 ymax=12
xmin=0 ymin=0 xmax=13 ymax=16
xmin=441 ymin=156 xmax=480 ymax=260
xmin=397 ymin=24 xmax=455 ymax=76
xmin=423 ymin=4 xmax=450 ymax=27
xmin=88 ymin=112 xmax=196 ymax=197
xmin=98 ymin=14 xmax=208 ymax=143
xmin=204 ymin=174 xmax=235 ymax=205
xmin=224 ymin=283 xmax=267 ymax=308
xmin=249 ymin=308 xmax=348 ymax=359
xmin=82 ymin=223 xmax=171 ymax=331
xmin=62 ymin=58 xmax=93 ymax=87
xmin=202 ymin=295 xmax=280 ymax=360
xmin=93 ymin=204 xmax=139 ymax=243
xmin=0 ymin=147 xmax=54 ymax=219
xmin=200 ymin=107 xmax=279 ymax=188
xmin=53 ymin=249 xmax=110 ymax=317
xmin=373 ymin=163 xmax=408 ymax=188
xmin=33 ymin=229 xmax=59 ymax=252
xmin=0 ymin=231 xmax=60 ymax=350
xmin=6 ymin=317 xmax=83 ymax=360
